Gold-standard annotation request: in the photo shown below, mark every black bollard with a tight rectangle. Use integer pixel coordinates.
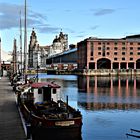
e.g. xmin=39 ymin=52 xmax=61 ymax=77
xmin=26 ymin=123 xmax=31 ymax=139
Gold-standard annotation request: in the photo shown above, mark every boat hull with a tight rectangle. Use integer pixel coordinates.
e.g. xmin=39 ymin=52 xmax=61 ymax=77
xmin=31 ymin=125 xmax=82 ymax=140
xmin=20 ymin=103 xmax=82 ymax=140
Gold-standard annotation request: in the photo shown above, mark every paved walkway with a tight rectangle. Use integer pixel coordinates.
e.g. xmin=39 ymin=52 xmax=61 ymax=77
xmin=0 ymin=76 xmax=26 ymax=140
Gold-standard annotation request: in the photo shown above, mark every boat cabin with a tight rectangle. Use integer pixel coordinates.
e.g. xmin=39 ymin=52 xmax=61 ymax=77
xmin=30 ymin=82 xmax=61 ymax=103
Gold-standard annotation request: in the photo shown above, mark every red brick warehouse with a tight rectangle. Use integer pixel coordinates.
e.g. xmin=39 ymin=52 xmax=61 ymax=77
xmin=77 ymin=34 xmax=140 ymax=70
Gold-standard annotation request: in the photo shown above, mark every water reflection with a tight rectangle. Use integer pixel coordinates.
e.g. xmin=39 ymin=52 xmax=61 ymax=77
xmin=78 ymin=76 xmax=140 ymax=111
xmin=36 ymin=74 xmax=140 ymax=140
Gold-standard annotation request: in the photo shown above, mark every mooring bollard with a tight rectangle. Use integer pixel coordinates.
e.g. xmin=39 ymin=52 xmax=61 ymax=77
xmin=26 ymin=123 xmax=31 ymax=139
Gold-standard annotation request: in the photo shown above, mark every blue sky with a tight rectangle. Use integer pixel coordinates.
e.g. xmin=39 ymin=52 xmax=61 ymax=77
xmin=0 ymin=0 xmax=140 ymax=52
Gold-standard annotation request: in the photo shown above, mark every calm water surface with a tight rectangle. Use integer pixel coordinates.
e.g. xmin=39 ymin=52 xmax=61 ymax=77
xmin=33 ymin=74 xmax=140 ymax=140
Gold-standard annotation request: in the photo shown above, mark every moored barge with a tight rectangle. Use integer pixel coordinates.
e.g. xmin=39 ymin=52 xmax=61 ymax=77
xmin=17 ymin=82 xmax=82 ymax=140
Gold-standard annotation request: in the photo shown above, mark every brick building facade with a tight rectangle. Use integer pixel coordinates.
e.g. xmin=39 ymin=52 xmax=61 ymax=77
xmin=77 ymin=35 xmax=140 ymax=70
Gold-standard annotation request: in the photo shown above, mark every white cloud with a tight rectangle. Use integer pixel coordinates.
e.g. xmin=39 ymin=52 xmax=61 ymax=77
xmin=0 ymin=2 xmax=59 ymax=34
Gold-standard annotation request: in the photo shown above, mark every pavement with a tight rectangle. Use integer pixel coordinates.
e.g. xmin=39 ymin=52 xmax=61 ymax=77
xmin=0 ymin=76 xmax=26 ymax=140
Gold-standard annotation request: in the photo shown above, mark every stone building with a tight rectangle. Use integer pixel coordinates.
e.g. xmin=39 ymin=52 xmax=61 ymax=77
xmin=77 ymin=35 xmax=140 ymax=70
xmin=28 ymin=29 xmax=68 ymax=69
xmin=28 ymin=28 xmax=38 ymax=68
xmin=48 ymin=31 xmax=68 ymax=57
xmin=28 ymin=29 xmax=49 ymax=69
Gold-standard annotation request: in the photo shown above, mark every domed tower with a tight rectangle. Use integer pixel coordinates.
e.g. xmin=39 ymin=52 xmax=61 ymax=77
xmin=49 ymin=30 xmax=68 ymax=57
xmin=28 ymin=28 xmax=38 ymax=68
xmin=59 ymin=31 xmax=68 ymax=51
xmin=49 ymin=35 xmax=61 ymax=56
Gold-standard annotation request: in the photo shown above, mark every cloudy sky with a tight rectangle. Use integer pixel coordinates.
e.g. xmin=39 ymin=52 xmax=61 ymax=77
xmin=0 ymin=0 xmax=140 ymax=52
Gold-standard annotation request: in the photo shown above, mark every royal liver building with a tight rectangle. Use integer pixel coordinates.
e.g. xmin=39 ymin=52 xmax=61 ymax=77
xmin=28 ymin=29 xmax=49 ymax=69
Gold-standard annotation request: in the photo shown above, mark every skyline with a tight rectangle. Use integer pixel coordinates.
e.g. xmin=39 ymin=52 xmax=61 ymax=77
xmin=0 ymin=0 xmax=140 ymax=52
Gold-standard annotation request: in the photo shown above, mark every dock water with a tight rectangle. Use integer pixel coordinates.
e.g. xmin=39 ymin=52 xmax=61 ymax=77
xmin=0 ymin=76 xmax=26 ymax=140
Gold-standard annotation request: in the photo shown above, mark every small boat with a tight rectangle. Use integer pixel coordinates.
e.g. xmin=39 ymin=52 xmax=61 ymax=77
xmin=17 ymin=82 xmax=82 ymax=140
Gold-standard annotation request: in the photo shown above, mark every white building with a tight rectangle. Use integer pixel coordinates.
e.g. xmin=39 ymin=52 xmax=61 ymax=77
xmin=48 ymin=31 xmax=68 ymax=57
xmin=28 ymin=29 xmax=68 ymax=69
xmin=28 ymin=29 xmax=49 ymax=69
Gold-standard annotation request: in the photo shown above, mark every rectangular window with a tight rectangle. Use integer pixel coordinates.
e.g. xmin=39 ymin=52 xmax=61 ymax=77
xmin=137 ymin=52 xmax=140 ymax=55
xmin=107 ymin=52 xmax=110 ymax=55
xmin=107 ymin=47 xmax=110 ymax=50
xmin=130 ymin=58 xmax=133 ymax=60
xmin=53 ymin=88 xmax=57 ymax=94
xmin=98 ymin=47 xmax=101 ymax=50
xmin=130 ymin=52 xmax=133 ymax=55
xmin=98 ymin=52 xmax=101 ymax=55
xmin=114 ymin=58 xmax=117 ymax=60
xmin=122 ymin=57 xmax=125 ymax=60
xmin=138 ymin=42 xmax=140 ymax=45
xmin=90 ymin=57 xmax=94 ymax=60
xmin=138 ymin=47 xmax=140 ymax=50
xmin=130 ymin=47 xmax=133 ymax=50
xmin=130 ymin=42 xmax=133 ymax=45
xmin=122 ymin=52 xmax=125 ymax=55
xmin=122 ymin=42 xmax=125 ymax=45
xmin=122 ymin=47 xmax=125 ymax=50
xmin=90 ymin=42 xmax=94 ymax=56
xmin=90 ymin=42 xmax=93 ymax=47
xmin=98 ymin=42 xmax=101 ymax=45
xmin=102 ymin=45 xmax=105 ymax=56
xmin=38 ymin=88 xmax=42 ymax=94
xmin=114 ymin=52 xmax=117 ymax=55
xmin=102 ymin=52 xmax=105 ymax=56
xmin=114 ymin=47 xmax=118 ymax=50
xmin=114 ymin=42 xmax=118 ymax=45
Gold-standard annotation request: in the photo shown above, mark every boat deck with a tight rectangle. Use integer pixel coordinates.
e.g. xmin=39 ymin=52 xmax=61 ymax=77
xmin=0 ymin=76 xmax=26 ymax=140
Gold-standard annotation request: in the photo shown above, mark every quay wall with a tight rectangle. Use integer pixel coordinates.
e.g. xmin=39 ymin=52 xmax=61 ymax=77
xmin=46 ymin=69 xmax=140 ymax=76
xmin=26 ymin=69 xmax=140 ymax=76
xmin=82 ymin=69 xmax=139 ymax=76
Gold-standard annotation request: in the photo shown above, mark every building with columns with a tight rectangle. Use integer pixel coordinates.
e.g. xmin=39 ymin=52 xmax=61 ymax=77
xmin=77 ymin=35 xmax=140 ymax=70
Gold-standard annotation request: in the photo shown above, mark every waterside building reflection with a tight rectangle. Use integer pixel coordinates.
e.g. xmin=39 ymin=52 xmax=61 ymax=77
xmin=78 ymin=76 xmax=140 ymax=110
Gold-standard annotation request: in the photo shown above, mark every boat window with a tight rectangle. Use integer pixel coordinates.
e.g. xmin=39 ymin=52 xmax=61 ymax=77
xmin=53 ymin=88 xmax=57 ymax=94
xmin=38 ymin=88 xmax=42 ymax=94
xmin=31 ymin=88 xmax=33 ymax=92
